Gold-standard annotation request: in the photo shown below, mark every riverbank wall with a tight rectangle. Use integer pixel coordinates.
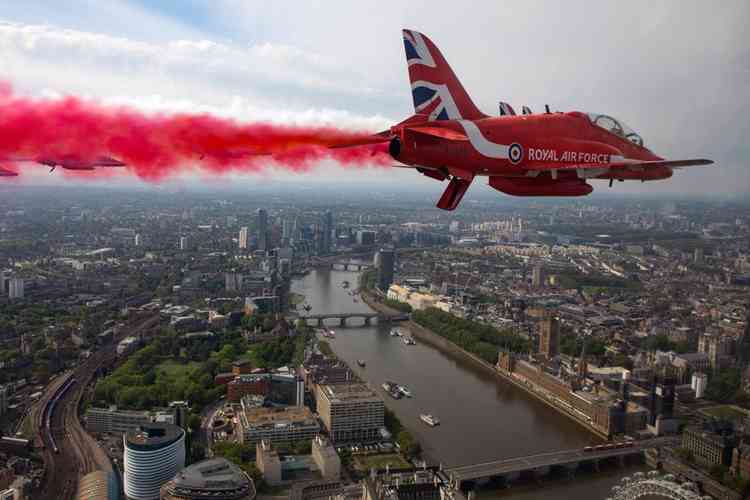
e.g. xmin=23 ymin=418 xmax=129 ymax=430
xmin=360 ymin=290 xmax=403 ymax=317
xmin=358 ymin=278 xmax=609 ymax=439
xmin=406 ymin=320 xmax=609 ymax=440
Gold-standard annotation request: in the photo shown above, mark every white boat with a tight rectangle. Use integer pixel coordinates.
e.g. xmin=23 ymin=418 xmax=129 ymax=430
xmin=420 ymin=414 xmax=440 ymax=426
xmin=382 ymin=381 xmax=402 ymax=399
xmin=403 ymin=336 xmax=416 ymax=345
xmin=398 ymin=385 xmax=412 ymax=398
xmin=390 ymin=329 xmax=399 ymax=337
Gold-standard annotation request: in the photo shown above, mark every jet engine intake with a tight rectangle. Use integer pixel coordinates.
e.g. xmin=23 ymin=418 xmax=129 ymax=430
xmin=388 ymin=137 xmax=401 ymax=160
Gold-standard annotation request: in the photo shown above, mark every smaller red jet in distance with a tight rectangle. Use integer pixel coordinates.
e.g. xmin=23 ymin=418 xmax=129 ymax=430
xmin=0 ymin=166 xmax=18 ymax=177
xmin=335 ymin=30 xmax=713 ymax=210
xmin=5 ymin=155 xmax=127 ymax=173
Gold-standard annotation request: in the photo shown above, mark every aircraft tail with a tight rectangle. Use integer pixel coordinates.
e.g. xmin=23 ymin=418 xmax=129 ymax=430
xmin=402 ymin=30 xmax=487 ymax=121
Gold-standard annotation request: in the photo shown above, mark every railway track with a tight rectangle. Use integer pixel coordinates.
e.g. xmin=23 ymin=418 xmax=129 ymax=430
xmin=34 ymin=313 xmax=160 ymax=499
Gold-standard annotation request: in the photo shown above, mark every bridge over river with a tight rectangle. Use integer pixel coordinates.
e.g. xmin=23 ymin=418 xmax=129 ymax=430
xmin=300 ymin=311 xmax=409 ymax=327
xmin=445 ymin=437 xmax=677 ymax=486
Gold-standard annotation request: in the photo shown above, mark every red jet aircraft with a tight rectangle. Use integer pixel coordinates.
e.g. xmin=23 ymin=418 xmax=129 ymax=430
xmin=6 ymin=155 xmax=126 ymax=173
xmin=336 ymin=30 xmax=713 ymax=210
xmin=0 ymin=166 xmax=18 ymax=177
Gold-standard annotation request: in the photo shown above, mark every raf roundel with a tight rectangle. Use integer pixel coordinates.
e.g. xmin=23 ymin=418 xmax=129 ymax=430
xmin=509 ymin=143 xmax=523 ymax=165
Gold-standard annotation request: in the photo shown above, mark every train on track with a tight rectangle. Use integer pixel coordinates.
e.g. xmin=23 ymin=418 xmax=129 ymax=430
xmin=40 ymin=375 xmax=76 ymax=454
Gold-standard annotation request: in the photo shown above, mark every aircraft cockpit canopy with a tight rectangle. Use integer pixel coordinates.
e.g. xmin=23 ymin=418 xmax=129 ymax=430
xmin=586 ymin=113 xmax=644 ymax=147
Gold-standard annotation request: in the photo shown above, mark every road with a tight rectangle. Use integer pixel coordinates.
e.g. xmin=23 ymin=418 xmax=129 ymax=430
xmin=200 ymin=398 xmax=225 ymax=457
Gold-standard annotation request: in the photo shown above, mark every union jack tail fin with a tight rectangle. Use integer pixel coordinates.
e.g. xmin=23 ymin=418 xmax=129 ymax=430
xmin=403 ymin=29 xmax=487 ymax=122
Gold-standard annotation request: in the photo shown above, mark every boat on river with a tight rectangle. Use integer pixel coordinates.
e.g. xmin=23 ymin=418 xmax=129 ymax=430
xmin=420 ymin=414 xmax=440 ymax=426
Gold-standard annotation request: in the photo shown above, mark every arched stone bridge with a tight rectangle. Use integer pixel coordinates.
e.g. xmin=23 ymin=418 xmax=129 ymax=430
xmin=301 ymin=312 xmax=409 ymax=327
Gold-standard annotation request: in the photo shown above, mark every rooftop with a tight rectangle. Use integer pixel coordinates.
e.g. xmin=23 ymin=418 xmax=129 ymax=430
xmin=240 ymin=406 xmax=317 ymax=429
xmin=125 ymin=423 xmax=184 ymax=451
xmin=320 ymin=383 xmax=380 ymax=403
xmin=162 ymin=457 xmax=255 ymax=500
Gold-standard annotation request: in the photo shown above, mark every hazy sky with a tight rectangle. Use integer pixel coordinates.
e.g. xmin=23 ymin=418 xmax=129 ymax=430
xmin=0 ymin=1 xmax=748 ymax=195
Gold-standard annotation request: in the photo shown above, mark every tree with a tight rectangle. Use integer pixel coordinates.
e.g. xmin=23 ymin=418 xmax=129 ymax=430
xmin=339 ymin=448 xmax=353 ymax=468
xmin=190 ymin=443 xmax=206 ymax=463
xmin=705 ymin=368 xmax=742 ymax=403
xmin=674 ymin=447 xmax=694 ymax=464
xmin=397 ymin=431 xmax=421 ymax=458
xmin=644 ymin=334 xmax=675 ymax=352
xmin=242 ymin=462 xmax=264 ymax=488
xmin=383 ymin=299 xmax=413 ymax=313
xmin=188 ymin=414 xmax=202 ymax=434
xmin=384 ymin=407 xmax=403 ymax=435
xmin=709 ymin=464 xmax=729 ymax=481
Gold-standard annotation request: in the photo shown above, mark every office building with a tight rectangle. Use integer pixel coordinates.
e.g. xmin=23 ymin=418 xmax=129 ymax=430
xmin=225 ymin=273 xmax=244 ymax=292
xmin=288 ymin=481 xmax=356 ymax=500
xmin=311 ymin=435 xmax=340 ymax=480
xmin=237 ymin=406 xmax=319 ymax=446
xmin=256 ymin=209 xmax=269 ymax=251
xmin=179 ymin=237 xmax=189 ymax=251
xmin=76 ymin=470 xmax=118 ymax=500
xmin=699 ymin=332 xmax=734 ymax=372
xmin=682 ymin=422 xmax=737 ymax=468
xmin=169 ymin=401 xmax=189 ymax=430
xmin=364 ymin=468 xmax=449 ymax=500
xmin=86 ymin=406 xmax=151 ymax=434
xmin=256 ymin=441 xmax=281 ymax=486
xmin=356 ymin=230 xmax=376 ymax=246
xmin=227 ymin=375 xmax=270 ymax=402
xmin=8 ymin=279 xmax=23 ymax=300
xmin=239 ymin=227 xmax=249 ymax=250
xmin=694 ymin=247 xmax=704 ymax=264
xmin=282 ymin=219 xmax=292 ymax=240
xmin=539 ymin=313 xmax=559 ymax=359
xmin=732 ymin=442 xmax=750 ymax=480
xmin=0 ymin=386 xmax=8 ymax=416
xmin=0 ymin=272 xmax=9 ymax=295
xmin=124 ymin=423 xmax=185 ymax=500
xmin=691 ymin=372 xmax=708 ymax=399
xmin=531 ymin=265 xmax=544 ymax=288
xmin=0 ymin=489 xmax=17 ymax=500
xmin=647 ymin=382 xmax=675 ymax=427
xmin=160 ymin=457 xmax=256 ymax=500
xmin=227 ymin=372 xmax=304 ymax=405
xmin=319 ymin=210 xmax=333 ymax=255
xmin=374 ymin=247 xmax=395 ymax=292
xmin=268 ymin=373 xmax=305 ymax=407
xmin=316 ymin=383 xmax=384 ymax=443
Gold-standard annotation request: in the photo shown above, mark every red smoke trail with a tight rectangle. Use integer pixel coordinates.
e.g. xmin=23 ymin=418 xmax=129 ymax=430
xmin=0 ymin=85 xmax=391 ymax=180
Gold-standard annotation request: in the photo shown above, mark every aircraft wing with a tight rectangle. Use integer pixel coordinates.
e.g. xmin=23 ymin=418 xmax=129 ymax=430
xmin=523 ymin=158 xmax=713 ymax=172
xmin=0 ymin=166 xmax=18 ymax=177
xmin=92 ymin=156 xmax=127 ymax=167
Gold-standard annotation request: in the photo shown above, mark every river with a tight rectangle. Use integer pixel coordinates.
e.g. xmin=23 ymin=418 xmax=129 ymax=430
xmin=292 ymin=268 xmax=648 ymax=499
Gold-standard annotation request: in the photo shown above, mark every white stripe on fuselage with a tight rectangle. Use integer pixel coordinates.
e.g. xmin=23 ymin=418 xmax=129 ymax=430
xmin=457 ymin=120 xmax=509 ymax=159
